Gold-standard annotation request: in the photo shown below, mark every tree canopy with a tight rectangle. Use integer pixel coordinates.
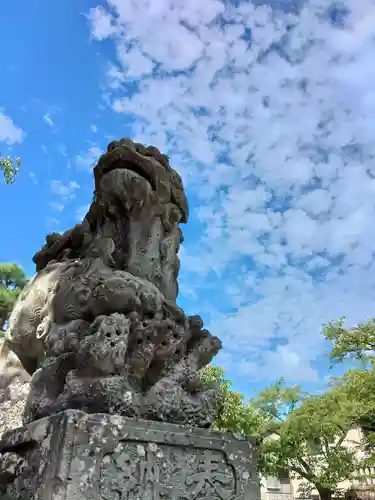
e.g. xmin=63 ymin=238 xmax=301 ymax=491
xmin=330 ymin=368 xmax=375 ymax=455
xmin=201 ymin=364 xmax=372 ymax=500
xmin=0 ymin=263 xmax=28 ymax=332
xmin=0 ymin=154 xmax=21 ymax=184
xmin=201 ymin=365 xmax=264 ymax=436
xmin=324 ymin=317 xmax=375 ymax=365
xmin=203 ymin=318 xmax=375 ymax=500
xmin=259 ymin=380 xmax=366 ymax=500
xmin=323 ymin=317 xmax=375 ymax=458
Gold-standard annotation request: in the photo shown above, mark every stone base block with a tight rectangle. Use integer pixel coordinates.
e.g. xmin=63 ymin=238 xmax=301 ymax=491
xmin=0 ymin=410 xmax=260 ymax=499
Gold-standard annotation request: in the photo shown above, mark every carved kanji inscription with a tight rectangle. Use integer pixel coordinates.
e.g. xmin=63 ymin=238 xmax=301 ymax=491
xmin=100 ymin=441 xmax=236 ymax=500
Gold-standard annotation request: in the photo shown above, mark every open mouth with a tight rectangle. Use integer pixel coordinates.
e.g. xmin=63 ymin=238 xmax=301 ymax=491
xmin=93 ymin=142 xmax=189 ymax=223
xmin=97 ymin=148 xmax=157 ymax=192
xmin=112 ymin=158 xmax=156 ymax=191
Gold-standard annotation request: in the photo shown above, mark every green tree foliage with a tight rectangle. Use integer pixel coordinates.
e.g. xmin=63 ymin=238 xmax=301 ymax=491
xmin=324 ymin=317 xmax=375 ymax=454
xmin=324 ymin=317 xmax=375 ymax=365
xmin=203 ymin=366 xmax=367 ymax=500
xmin=256 ymin=380 xmax=363 ymax=500
xmin=201 ymin=365 xmax=264 ymax=436
xmin=0 ymin=263 xmax=28 ymax=333
xmin=330 ymin=368 xmax=375 ymax=458
xmin=0 ymin=154 xmax=21 ymax=184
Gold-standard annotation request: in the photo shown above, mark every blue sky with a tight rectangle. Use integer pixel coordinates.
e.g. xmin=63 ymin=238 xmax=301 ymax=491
xmin=1 ymin=0 xmax=374 ymax=399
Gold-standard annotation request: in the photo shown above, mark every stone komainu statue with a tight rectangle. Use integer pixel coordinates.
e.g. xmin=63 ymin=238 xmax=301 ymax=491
xmin=2 ymin=139 xmax=223 ymax=427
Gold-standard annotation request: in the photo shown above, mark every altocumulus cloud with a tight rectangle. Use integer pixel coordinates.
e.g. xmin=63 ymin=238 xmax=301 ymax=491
xmin=0 ymin=110 xmax=24 ymax=145
xmin=88 ymin=0 xmax=375 ymax=383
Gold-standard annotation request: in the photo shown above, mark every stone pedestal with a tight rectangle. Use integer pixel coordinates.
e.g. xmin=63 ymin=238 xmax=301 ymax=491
xmin=0 ymin=410 xmax=260 ymax=499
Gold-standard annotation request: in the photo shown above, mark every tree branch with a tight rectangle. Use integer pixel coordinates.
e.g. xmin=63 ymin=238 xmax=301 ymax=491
xmin=290 ymin=461 xmax=315 ymax=483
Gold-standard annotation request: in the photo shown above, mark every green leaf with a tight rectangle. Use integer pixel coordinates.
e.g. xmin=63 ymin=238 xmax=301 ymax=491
xmin=0 ymin=154 xmax=21 ymax=184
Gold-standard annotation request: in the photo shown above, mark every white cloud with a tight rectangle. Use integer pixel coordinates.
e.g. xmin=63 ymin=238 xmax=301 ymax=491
xmin=75 ymin=145 xmax=102 ymax=171
xmin=0 ymin=110 xmax=24 ymax=144
xmin=90 ymin=0 xmax=375 ymax=384
xmin=296 ymin=189 xmax=333 ymax=216
xmin=76 ymin=204 xmax=90 ymax=222
xmin=89 ymin=6 xmax=116 ymax=40
xmin=49 ymin=181 xmax=80 ymax=220
xmin=50 ymin=180 xmax=80 ymax=199
xmin=224 ymin=345 xmax=318 ymax=383
xmin=28 ymin=172 xmax=38 ymax=185
xmin=43 ymin=113 xmax=54 ymax=127
xmin=49 ymin=202 xmax=65 ymax=212
xmin=91 ymin=124 xmax=98 ymax=133
xmin=46 ymin=216 xmax=60 ymax=228
xmin=106 ymin=64 xmax=126 ymax=89
xmin=58 ymin=144 xmax=68 ymax=157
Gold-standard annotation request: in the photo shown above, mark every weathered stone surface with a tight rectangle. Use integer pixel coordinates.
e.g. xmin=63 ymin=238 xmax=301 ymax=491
xmin=1 ymin=139 xmax=223 ymax=428
xmin=34 ymin=138 xmax=188 ymax=300
xmin=0 ymin=378 xmax=28 ymax=437
xmin=0 ymin=338 xmax=29 ymax=437
xmin=0 ymin=410 xmax=260 ymax=499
